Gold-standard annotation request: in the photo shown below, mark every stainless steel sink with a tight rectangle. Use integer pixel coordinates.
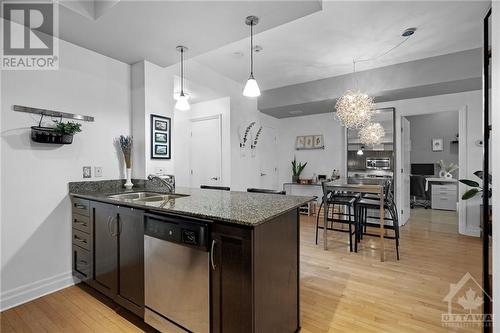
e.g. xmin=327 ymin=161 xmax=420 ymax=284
xmin=107 ymin=192 xmax=189 ymax=203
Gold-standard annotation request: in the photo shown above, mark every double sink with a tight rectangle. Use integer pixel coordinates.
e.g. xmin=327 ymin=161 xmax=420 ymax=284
xmin=107 ymin=192 xmax=188 ymax=203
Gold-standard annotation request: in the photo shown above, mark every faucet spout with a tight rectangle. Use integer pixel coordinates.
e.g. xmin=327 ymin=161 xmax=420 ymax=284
xmin=147 ymin=174 xmax=175 ymax=193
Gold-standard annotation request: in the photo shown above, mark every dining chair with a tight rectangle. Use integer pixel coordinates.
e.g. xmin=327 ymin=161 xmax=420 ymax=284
xmin=200 ymin=185 xmax=231 ymax=191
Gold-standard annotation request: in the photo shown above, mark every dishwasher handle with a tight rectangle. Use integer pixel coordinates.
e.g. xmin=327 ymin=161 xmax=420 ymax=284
xmin=210 ymin=239 xmax=217 ymax=270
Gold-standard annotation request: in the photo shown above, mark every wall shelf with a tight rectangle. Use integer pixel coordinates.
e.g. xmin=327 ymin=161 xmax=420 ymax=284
xmin=13 ymin=105 xmax=94 ymax=122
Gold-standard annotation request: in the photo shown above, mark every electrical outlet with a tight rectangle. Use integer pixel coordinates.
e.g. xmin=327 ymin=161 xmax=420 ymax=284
xmin=94 ymin=167 xmax=103 ymax=177
xmin=83 ymin=166 xmax=92 ymax=178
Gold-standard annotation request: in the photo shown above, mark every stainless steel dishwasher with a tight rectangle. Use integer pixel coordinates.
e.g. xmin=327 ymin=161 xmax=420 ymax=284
xmin=144 ymin=213 xmax=210 ymax=333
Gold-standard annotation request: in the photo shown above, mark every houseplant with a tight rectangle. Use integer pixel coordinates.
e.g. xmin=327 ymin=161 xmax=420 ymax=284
xmin=459 ymin=171 xmax=492 ymax=200
xmin=291 ymin=158 xmax=307 ymax=183
xmin=31 ymin=120 xmax=82 ymax=144
xmin=118 ymin=135 xmax=134 ymax=189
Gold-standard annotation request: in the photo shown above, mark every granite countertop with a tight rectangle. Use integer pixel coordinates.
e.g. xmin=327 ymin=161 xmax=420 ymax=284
xmin=69 ymin=180 xmax=313 ymax=227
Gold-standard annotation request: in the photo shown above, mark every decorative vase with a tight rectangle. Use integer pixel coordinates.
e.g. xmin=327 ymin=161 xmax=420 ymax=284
xmin=124 ymin=168 xmax=134 ymax=189
xmin=439 ymin=170 xmax=447 ymax=178
xmin=292 ymin=175 xmax=299 ymax=183
xmin=445 ymin=172 xmax=453 ymax=179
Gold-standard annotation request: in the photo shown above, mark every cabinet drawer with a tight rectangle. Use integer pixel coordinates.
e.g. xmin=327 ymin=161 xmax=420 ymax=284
xmin=72 ymin=244 xmax=90 ymax=280
xmin=431 ymin=184 xmax=457 ymax=192
xmin=72 ymin=229 xmax=90 ymax=250
xmin=71 ymin=197 xmax=90 ymax=216
xmin=72 ymin=214 xmax=90 ymax=233
xmin=432 ymin=196 xmax=457 ymax=211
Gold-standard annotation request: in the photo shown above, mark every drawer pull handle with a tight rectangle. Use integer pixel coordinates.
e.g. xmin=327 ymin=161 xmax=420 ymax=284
xmin=210 ymin=240 xmax=217 ymax=271
xmin=74 ymin=220 xmax=87 ymax=226
xmin=74 ymin=204 xmax=86 ymax=209
xmin=74 ymin=235 xmax=87 ymax=243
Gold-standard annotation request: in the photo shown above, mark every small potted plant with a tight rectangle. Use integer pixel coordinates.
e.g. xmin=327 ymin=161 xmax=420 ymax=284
xmin=54 ymin=121 xmax=82 ymax=144
xmin=437 ymin=160 xmax=458 ymax=179
xmin=31 ymin=120 xmax=82 ymax=144
xmin=291 ymin=157 xmax=307 ymax=183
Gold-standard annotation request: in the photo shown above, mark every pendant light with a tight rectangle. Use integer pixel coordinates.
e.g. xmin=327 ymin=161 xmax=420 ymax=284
xmin=359 ymin=123 xmax=385 ymax=145
xmin=175 ymin=46 xmax=190 ymax=111
xmin=243 ymin=15 xmax=261 ymax=97
xmin=357 ymin=145 xmax=365 ymax=156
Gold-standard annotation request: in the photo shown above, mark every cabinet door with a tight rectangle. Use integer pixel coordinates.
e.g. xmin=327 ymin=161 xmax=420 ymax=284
xmin=116 ymin=206 xmax=144 ymax=317
xmin=90 ymin=201 xmax=118 ymax=298
xmin=211 ymin=226 xmax=253 ymax=333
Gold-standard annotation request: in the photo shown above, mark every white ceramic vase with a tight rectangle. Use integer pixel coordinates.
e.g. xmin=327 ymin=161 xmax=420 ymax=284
xmin=124 ymin=168 xmax=134 ymax=189
xmin=439 ymin=170 xmax=447 ymax=178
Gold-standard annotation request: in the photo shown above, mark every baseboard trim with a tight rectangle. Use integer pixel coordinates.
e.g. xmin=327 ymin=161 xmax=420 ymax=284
xmin=463 ymin=227 xmax=481 ymax=237
xmin=1 ymin=271 xmax=77 ymax=311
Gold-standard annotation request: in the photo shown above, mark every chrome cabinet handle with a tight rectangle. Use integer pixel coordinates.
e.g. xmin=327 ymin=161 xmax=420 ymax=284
xmin=74 ymin=204 xmax=86 ymax=209
xmin=210 ymin=239 xmax=217 ymax=270
xmin=107 ymin=216 xmax=113 ymax=236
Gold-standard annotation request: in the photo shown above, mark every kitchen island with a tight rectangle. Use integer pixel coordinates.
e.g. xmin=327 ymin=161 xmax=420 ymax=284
xmin=69 ymin=180 xmax=312 ymax=333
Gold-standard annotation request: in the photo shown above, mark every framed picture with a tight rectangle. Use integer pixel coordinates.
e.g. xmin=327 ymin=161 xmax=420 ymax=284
xmin=155 ymin=132 xmax=168 ymax=143
xmin=432 ymin=138 xmax=443 ymax=152
xmin=304 ymin=136 xmax=314 ymax=149
xmin=151 ymin=114 xmax=171 ymax=159
xmin=295 ymin=136 xmax=305 ymax=149
xmin=296 ymin=134 xmax=325 ymax=150
xmin=313 ymin=135 xmax=324 ymax=148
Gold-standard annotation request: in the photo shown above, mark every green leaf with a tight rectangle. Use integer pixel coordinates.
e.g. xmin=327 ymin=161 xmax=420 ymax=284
xmin=459 ymin=179 xmax=480 ymax=188
xmin=462 ymin=188 xmax=480 ymax=200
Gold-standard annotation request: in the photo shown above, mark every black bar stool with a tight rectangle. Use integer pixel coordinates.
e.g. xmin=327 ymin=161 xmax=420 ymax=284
xmin=200 ymin=185 xmax=230 ymax=191
xmin=316 ymin=185 xmax=360 ymax=252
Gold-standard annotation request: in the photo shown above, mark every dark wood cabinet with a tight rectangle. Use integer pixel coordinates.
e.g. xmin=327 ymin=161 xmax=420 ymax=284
xmin=211 ymin=225 xmax=253 ymax=333
xmin=211 ymin=209 xmax=300 ymax=333
xmin=76 ymin=200 xmax=144 ymax=317
xmin=115 ymin=206 xmax=144 ymax=316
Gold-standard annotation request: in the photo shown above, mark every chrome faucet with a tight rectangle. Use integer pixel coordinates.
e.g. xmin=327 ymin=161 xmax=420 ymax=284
xmin=147 ymin=174 xmax=175 ymax=193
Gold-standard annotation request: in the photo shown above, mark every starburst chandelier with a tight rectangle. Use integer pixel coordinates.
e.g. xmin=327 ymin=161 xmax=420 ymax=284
xmin=359 ymin=123 xmax=385 ymax=145
xmin=335 ymin=89 xmax=375 ymax=129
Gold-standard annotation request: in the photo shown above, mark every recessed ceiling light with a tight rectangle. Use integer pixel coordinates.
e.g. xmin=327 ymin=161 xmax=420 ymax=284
xmin=289 ymin=110 xmax=303 ymax=115
xmin=402 ymin=27 xmax=417 ymax=37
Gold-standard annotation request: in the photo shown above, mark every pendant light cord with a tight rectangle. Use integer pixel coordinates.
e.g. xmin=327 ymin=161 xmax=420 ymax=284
xmin=180 ymin=47 xmax=184 ymax=93
xmin=250 ymin=21 xmax=254 ymax=77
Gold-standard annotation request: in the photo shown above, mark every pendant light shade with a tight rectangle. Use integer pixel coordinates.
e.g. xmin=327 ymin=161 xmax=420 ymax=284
xmin=243 ymin=75 xmax=261 ymax=97
xmin=335 ymin=89 xmax=375 ymax=129
xmin=175 ymin=92 xmax=190 ymax=111
xmin=359 ymin=122 xmax=385 ymax=145
xmin=243 ymin=16 xmax=260 ymax=97
xmin=175 ymin=45 xmax=190 ymax=111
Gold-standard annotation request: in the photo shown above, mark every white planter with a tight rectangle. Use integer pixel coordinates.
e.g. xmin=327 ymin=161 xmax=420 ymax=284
xmin=124 ymin=168 xmax=134 ymax=189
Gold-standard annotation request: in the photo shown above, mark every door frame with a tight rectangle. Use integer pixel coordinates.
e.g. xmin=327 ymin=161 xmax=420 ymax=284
xmin=396 ymin=106 xmax=469 ymax=235
xmin=189 ymin=114 xmax=223 ymax=187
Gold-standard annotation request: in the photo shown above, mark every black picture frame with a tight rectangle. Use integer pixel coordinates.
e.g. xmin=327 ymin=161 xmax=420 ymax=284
xmin=151 ymin=114 xmax=171 ymax=159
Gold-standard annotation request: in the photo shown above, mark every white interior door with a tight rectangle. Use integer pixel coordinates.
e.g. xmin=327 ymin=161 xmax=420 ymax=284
xmin=401 ymin=117 xmax=411 ymax=224
xmin=258 ymin=126 xmax=279 ymax=190
xmin=190 ymin=116 xmax=222 ymax=188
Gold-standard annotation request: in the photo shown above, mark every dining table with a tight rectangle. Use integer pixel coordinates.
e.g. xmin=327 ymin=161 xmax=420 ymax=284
xmin=322 ymin=178 xmax=387 ymax=262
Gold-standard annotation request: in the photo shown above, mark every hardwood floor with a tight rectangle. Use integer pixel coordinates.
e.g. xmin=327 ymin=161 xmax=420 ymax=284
xmin=1 ymin=208 xmax=481 ymax=332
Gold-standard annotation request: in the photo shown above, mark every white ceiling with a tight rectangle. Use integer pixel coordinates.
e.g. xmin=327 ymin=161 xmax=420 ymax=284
xmin=50 ymin=0 xmax=322 ymax=67
xmin=194 ymin=1 xmax=490 ymax=90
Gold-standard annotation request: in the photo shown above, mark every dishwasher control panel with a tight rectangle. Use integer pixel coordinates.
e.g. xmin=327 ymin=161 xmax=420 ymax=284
xmin=145 ymin=213 xmax=209 ymax=250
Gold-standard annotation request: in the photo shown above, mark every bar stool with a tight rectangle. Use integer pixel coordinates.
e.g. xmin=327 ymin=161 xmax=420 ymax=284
xmin=316 ymin=189 xmax=360 ymax=252
xmin=356 ymin=181 xmax=400 ymax=260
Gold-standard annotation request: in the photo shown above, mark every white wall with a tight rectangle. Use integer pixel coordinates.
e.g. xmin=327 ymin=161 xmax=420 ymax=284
xmin=491 ymin=3 xmax=499 ymax=330
xmin=0 ymin=39 xmax=131 ymax=310
xmin=174 ymin=97 xmax=231 ymax=188
xmin=131 ymin=60 xmax=174 ymax=178
xmin=276 ymin=113 xmax=345 ymax=185
xmin=377 ymin=90 xmax=483 ymax=235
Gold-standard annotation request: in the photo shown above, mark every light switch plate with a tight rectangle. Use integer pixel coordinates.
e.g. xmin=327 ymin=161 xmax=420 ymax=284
xmin=94 ymin=167 xmax=103 ymax=177
xmin=83 ymin=166 xmax=92 ymax=178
